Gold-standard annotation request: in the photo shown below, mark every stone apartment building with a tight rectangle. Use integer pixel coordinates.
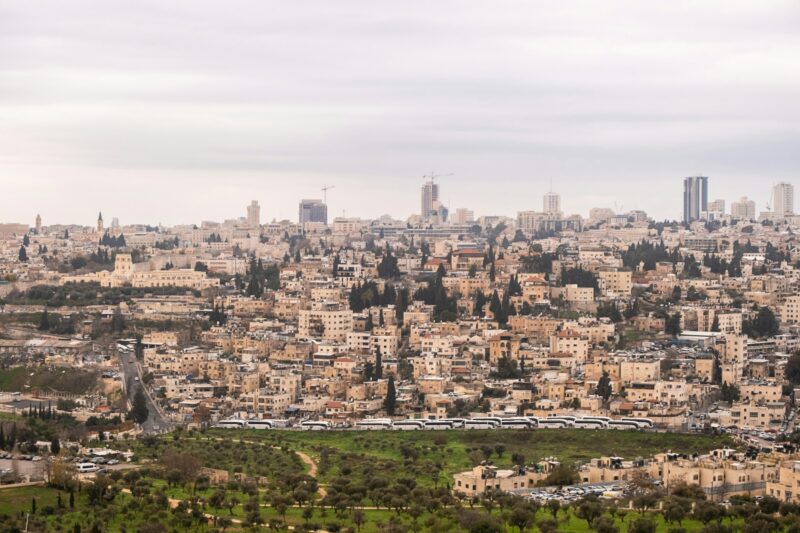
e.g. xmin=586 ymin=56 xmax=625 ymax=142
xmin=766 ymin=460 xmax=800 ymax=503
xmin=298 ymin=304 xmax=353 ymax=341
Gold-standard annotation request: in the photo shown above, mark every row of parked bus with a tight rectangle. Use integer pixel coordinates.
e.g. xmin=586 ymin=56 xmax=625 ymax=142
xmin=213 ymin=419 xmax=291 ymax=430
xmin=214 ymin=416 xmax=653 ymax=431
xmin=356 ymin=416 xmax=654 ymax=431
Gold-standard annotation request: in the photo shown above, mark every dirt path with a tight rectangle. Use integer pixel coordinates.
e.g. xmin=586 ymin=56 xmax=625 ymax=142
xmin=295 ymin=450 xmax=326 ymax=498
xmin=122 ymin=488 xmax=242 ymax=524
xmin=191 ymin=435 xmax=328 ymax=498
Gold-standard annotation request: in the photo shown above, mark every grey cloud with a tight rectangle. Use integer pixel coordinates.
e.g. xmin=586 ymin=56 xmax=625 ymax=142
xmin=1 ymin=1 xmax=799 ymax=225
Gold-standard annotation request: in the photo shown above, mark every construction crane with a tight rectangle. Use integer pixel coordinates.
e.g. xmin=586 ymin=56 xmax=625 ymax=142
xmin=422 ymin=172 xmax=453 ymax=183
xmin=321 ymin=185 xmax=335 ymax=204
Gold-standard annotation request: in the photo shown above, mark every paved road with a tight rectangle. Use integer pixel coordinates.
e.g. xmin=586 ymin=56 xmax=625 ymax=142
xmin=118 ymin=351 xmax=171 ymax=434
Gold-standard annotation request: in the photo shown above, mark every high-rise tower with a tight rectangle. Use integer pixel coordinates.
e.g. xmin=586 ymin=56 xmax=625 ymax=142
xmin=247 ymin=200 xmax=261 ymax=227
xmin=298 ymin=199 xmax=327 ymax=224
xmin=773 ymin=182 xmax=794 ymax=216
xmin=543 ymin=191 xmax=561 ymax=216
xmin=420 ymin=180 xmax=440 ymax=222
xmin=682 ymin=177 xmax=708 ymax=222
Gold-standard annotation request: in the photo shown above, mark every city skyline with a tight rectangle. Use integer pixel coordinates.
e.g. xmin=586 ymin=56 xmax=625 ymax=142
xmin=9 ymin=175 xmax=796 ymax=229
xmin=2 ymin=1 xmax=799 ymax=225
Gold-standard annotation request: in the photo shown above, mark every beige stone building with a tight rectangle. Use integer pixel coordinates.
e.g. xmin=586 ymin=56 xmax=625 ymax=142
xmin=619 ymin=359 xmax=660 ymax=385
xmin=661 ymin=449 xmax=776 ymax=501
xmin=453 ymin=464 xmax=554 ymax=497
xmin=597 ymin=268 xmax=632 ymax=296
xmin=719 ymin=400 xmax=786 ymax=430
xmin=781 ymin=295 xmax=800 ymax=324
xmin=549 ymin=331 xmax=589 ymax=362
xmin=298 ymin=304 xmax=353 ymax=341
xmin=766 ymin=460 xmax=800 ymax=503
xmin=60 ymin=253 xmax=218 ymax=290
xmin=551 ymin=284 xmax=594 ymax=304
xmin=489 ymin=333 xmax=523 ymax=363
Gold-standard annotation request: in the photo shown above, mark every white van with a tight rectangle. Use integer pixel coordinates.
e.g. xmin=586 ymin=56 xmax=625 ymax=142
xmin=77 ymin=463 xmax=99 ymax=473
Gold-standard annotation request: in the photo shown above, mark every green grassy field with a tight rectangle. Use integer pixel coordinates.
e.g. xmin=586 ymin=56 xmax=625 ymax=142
xmin=193 ymin=428 xmax=733 ymax=486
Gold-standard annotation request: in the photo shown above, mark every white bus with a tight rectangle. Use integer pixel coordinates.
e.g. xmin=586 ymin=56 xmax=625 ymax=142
xmin=215 ymin=419 xmax=247 ymax=429
xmin=537 ymin=418 xmax=569 ymax=429
xmin=500 ymin=417 xmax=535 ymax=429
xmin=546 ymin=415 xmax=576 ymax=426
xmin=541 ymin=417 xmax=575 ymax=427
xmin=443 ymin=418 xmax=466 ymax=429
xmin=622 ymin=417 xmax=654 ymax=429
xmin=357 ymin=419 xmax=394 ymax=430
xmin=424 ymin=419 xmax=455 ymax=430
xmin=300 ymin=420 xmax=331 ymax=431
xmin=574 ymin=419 xmax=607 ymax=429
xmin=581 ymin=416 xmax=611 ymax=424
xmin=464 ymin=418 xmax=501 ymax=430
xmin=246 ymin=419 xmax=289 ymax=430
xmin=393 ymin=420 xmax=425 ymax=431
xmin=608 ymin=420 xmax=641 ymax=430
xmin=245 ymin=419 xmax=274 ymax=430
xmin=470 ymin=417 xmax=502 ymax=427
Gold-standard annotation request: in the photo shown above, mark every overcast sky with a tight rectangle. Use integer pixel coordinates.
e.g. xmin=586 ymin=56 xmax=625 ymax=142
xmin=1 ymin=1 xmax=799 ymax=227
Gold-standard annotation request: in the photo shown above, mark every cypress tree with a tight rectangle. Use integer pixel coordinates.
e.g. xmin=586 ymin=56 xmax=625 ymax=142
xmin=39 ymin=308 xmax=50 ymax=331
xmin=130 ymin=387 xmax=149 ymax=424
xmin=374 ymin=347 xmax=383 ymax=380
xmin=489 ymin=290 xmax=503 ymax=322
xmin=474 ymin=290 xmax=486 ymax=317
xmin=384 ymin=376 xmax=397 ymax=416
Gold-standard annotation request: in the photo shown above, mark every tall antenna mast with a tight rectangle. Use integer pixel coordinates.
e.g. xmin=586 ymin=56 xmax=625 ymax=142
xmin=422 ymin=172 xmax=454 ymax=183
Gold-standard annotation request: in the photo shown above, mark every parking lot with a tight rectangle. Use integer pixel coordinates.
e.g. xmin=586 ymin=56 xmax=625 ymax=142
xmin=0 ymin=455 xmax=45 ymax=480
xmin=511 ymin=481 xmax=629 ymax=503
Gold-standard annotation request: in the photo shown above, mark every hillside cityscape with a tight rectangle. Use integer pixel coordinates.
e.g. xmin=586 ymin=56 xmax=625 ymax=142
xmin=3 ymin=1 xmax=800 ymax=532
xmin=2 ymin=178 xmax=800 ymax=532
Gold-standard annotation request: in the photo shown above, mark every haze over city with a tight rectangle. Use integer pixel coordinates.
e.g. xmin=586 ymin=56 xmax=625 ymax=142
xmin=2 ymin=1 xmax=800 ymax=225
